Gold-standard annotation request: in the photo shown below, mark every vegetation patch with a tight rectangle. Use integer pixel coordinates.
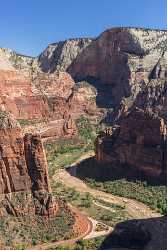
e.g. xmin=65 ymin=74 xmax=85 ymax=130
xmin=48 ymin=237 xmax=105 ymax=250
xmin=51 ymin=181 xmax=130 ymax=228
xmin=45 ymin=138 xmax=94 ymax=177
xmin=76 ymin=157 xmax=167 ymax=215
xmin=76 ymin=116 xmax=97 ymax=145
xmin=0 ymin=202 xmax=74 ymax=249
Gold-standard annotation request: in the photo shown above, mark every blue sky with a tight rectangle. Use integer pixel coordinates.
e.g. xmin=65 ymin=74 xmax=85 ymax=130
xmin=0 ymin=0 xmax=167 ymax=56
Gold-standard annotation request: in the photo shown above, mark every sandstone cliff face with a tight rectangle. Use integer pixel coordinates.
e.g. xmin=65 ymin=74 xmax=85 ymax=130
xmin=0 ymin=69 xmax=79 ymax=139
xmin=0 ymin=66 xmax=101 ymax=140
xmin=67 ymin=28 xmax=167 ymax=109
xmin=0 ymin=111 xmax=31 ymax=194
xmin=0 ymin=48 xmax=34 ymax=72
xmin=96 ymin=108 xmax=167 ymax=179
xmin=1 ymin=27 xmax=167 ymax=140
xmin=0 ymin=69 xmax=75 ymax=120
xmin=0 ymin=110 xmax=53 ymax=217
xmin=2 ymin=28 xmax=167 ymax=115
xmin=37 ymin=38 xmax=92 ymax=73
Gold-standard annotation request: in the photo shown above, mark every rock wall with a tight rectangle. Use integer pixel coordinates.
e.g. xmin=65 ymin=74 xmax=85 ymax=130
xmin=24 ymin=133 xmax=51 ymax=192
xmin=0 ymin=67 xmax=100 ymax=139
xmin=0 ymin=114 xmax=31 ymax=194
xmin=0 ymin=69 xmax=74 ymax=120
xmin=37 ymin=38 xmax=92 ymax=73
xmin=0 ymin=69 xmax=79 ymax=139
xmin=2 ymin=28 xmax=167 ymax=116
xmin=67 ymin=28 xmax=167 ymax=109
xmin=0 ymin=110 xmax=54 ymax=216
xmin=95 ymin=108 xmax=167 ymax=179
xmin=1 ymin=27 xmax=167 ymax=139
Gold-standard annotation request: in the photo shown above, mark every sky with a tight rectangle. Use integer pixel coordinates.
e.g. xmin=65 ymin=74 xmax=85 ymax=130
xmin=0 ymin=0 xmax=167 ymax=57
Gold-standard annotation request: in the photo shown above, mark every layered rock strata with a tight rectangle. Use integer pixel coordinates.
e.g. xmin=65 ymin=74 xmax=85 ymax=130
xmin=0 ymin=110 xmax=54 ymax=217
xmin=68 ymin=28 xmax=167 ymax=109
xmin=0 ymin=67 xmax=100 ymax=139
xmin=37 ymin=38 xmax=92 ymax=73
xmin=0 ymin=69 xmax=79 ymax=139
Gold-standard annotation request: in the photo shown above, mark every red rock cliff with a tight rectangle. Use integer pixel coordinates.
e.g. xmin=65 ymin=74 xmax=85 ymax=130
xmin=95 ymin=108 xmax=167 ymax=179
xmin=0 ymin=110 xmax=53 ymax=217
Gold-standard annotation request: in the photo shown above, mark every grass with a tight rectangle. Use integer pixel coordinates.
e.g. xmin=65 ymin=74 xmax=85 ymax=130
xmin=45 ymin=116 xmax=97 ymax=177
xmin=91 ymin=179 xmax=167 ymax=215
xmin=76 ymin=116 xmax=97 ymax=144
xmin=73 ymin=201 xmax=129 ymax=227
xmin=95 ymin=198 xmax=125 ymax=210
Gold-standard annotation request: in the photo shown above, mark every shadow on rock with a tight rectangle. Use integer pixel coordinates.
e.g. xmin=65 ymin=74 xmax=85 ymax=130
xmin=100 ymin=216 xmax=167 ymax=250
xmin=68 ymin=156 xmax=167 ymax=187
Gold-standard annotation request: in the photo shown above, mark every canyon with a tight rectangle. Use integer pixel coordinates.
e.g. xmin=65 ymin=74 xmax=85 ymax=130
xmin=1 ymin=27 xmax=167 ymax=196
xmin=2 ymin=28 xmax=167 ymax=123
xmin=0 ymin=27 xmax=167 ymax=248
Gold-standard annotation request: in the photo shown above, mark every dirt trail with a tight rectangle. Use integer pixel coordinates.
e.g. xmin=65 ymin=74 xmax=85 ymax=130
xmin=55 ymin=152 xmax=162 ymax=220
xmin=28 ymin=205 xmax=93 ymax=250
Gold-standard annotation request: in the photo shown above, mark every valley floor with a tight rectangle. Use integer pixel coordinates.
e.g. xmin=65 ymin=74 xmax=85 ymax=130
xmin=55 ymin=153 xmax=161 ymax=220
xmin=24 ymin=150 xmax=167 ymax=250
xmin=54 ymin=152 xmax=167 ymax=250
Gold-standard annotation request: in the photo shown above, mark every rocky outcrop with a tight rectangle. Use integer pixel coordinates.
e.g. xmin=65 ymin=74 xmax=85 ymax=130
xmin=0 ymin=48 xmax=34 ymax=72
xmin=95 ymin=108 xmax=167 ymax=180
xmin=0 ymin=69 xmax=79 ymax=139
xmin=0 ymin=110 xmax=54 ymax=217
xmin=24 ymin=133 xmax=51 ymax=192
xmin=0 ymin=66 xmax=101 ymax=139
xmin=0 ymin=69 xmax=74 ymax=120
xmin=1 ymin=27 xmax=167 ymax=139
xmin=68 ymin=28 xmax=167 ymax=109
xmin=37 ymin=38 xmax=92 ymax=73
xmin=67 ymin=81 xmax=102 ymax=119
xmin=0 ymin=111 xmax=30 ymax=194
xmin=2 ymin=28 xmax=167 ymax=115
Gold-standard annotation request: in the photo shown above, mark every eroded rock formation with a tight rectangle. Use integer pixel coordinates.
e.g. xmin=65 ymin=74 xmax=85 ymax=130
xmin=95 ymin=108 xmax=167 ymax=180
xmin=0 ymin=110 xmax=54 ymax=217
xmin=0 ymin=69 xmax=74 ymax=120
xmin=0 ymin=63 xmax=101 ymax=139
xmin=2 ymin=27 xmax=167 ymax=180
xmin=37 ymin=38 xmax=92 ymax=73
xmin=35 ymin=27 xmax=167 ymax=125
xmin=2 ymin=28 xmax=167 ymax=119
xmin=0 ymin=69 xmax=80 ymax=139
xmin=68 ymin=28 xmax=167 ymax=109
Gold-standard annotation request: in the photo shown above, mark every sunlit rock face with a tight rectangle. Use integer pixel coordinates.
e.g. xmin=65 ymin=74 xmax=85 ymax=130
xmin=67 ymin=28 xmax=167 ymax=108
xmin=1 ymin=27 xmax=167 ymax=138
xmin=0 ymin=63 xmax=99 ymax=139
xmin=0 ymin=69 xmax=79 ymax=139
xmin=0 ymin=69 xmax=74 ymax=120
xmin=37 ymin=38 xmax=92 ymax=73
xmin=0 ymin=47 xmax=34 ymax=71
xmin=0 ymin=110 xmax=54 ymax=217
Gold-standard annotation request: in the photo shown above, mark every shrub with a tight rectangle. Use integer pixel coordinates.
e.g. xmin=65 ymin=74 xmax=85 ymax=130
xmin=80 ymin=193 xmax=93 ymax=208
